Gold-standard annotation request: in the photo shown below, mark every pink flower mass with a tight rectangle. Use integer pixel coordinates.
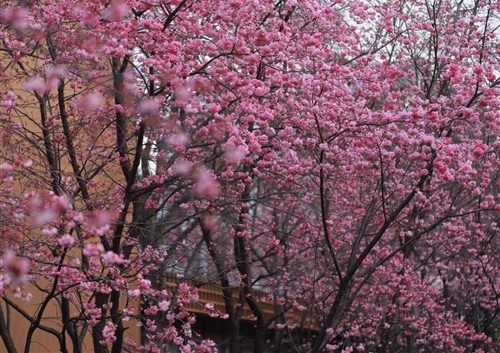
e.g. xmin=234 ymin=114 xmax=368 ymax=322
xmin=0 ymin=0 xmax=499 ymax=352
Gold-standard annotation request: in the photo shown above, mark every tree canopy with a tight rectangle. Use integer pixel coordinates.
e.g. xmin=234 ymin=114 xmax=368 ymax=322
xmin=0 ymin=0 xmax=499 ymax=352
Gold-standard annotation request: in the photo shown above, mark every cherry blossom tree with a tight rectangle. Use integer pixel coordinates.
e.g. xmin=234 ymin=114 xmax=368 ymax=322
xmin=0 ymin=0 xmax=499 ymax=353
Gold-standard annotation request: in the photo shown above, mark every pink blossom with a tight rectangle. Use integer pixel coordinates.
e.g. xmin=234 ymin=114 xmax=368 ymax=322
xmin=58 ymin=234 xmax=75 ymax=247
xmin=83 ymin=244 xmax=104 ymax=256
xmin=138 ymin=99 xmax=160 ymax=115
xmin=24 ymin=77 xmax=48 ymax=93
xmin=194 ymin=169 xmax=220 ymax=199
xmin=158 ymin=300 xmax=171 ymax=311
xmin=31 ymin=209 xmax=57 ymax=227
xmin=127 ymin=289 xmax=141 ymax=297
xmin=87 ymin=210 xmax=114 ymax=229
xmin=172 ymin=159 xmax=193 ymax=175
xmin=103 ymin=1 xmax=129 ymax=22
xmin=224 ymin=146 xmax=247 ymax=164
xmin=102 ymin=251 xmax=125 ymax=264
xmin=1 ymin=1 xmax=499 ymax=352
xmin=1 ymin=251 xmax=29 ymax=284
xmin=99 ymin=321 xmax=117 ymax=345
xmin=0 ymin=163 xmax=14 ymax=172
xmin=20 ymin=159 xmax=32 ymax=168
xmin=0 ymin=7 xmax=28 ymax=32
xmin=76 ymin=93 xmax=102 ymax=112
xmin=165 ymin=133 xmax=189 ymax=148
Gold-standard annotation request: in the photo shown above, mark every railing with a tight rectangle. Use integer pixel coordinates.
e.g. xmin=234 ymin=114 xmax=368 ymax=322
xmin=164 ymin=275 xmax=320 ymax=331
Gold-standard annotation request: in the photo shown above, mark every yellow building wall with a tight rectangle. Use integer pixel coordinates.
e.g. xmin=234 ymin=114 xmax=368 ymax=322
xmin=0 ymin=46 xmax=142 ymax=353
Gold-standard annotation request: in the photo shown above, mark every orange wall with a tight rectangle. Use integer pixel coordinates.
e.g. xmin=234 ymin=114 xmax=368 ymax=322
xmin=0 ymin=49 xmax=141 ymax=353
